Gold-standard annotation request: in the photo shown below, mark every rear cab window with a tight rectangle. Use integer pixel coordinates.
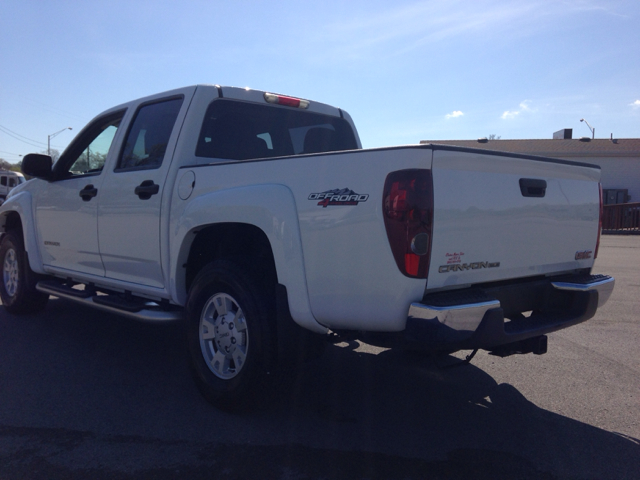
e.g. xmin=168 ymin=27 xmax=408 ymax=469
xmin=195 ymin=100 xmax=358 ymax=161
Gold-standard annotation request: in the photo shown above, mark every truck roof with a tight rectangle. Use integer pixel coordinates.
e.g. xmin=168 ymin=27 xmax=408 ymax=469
xmin=104 ymin=85 xmax=346 ymax=119
xmin=214 ymin=85 xmax=344 ymax=118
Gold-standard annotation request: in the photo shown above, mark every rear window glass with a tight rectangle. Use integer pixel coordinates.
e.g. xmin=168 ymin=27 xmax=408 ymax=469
xmin=196 ymin=99 xmax=357 ymax=160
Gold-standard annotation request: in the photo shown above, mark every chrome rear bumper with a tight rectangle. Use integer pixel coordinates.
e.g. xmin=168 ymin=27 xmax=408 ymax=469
xmin=405 ymin=274 xmax=614 ymax=351
xmin=551 ymin=275 xmax=614 ymax=307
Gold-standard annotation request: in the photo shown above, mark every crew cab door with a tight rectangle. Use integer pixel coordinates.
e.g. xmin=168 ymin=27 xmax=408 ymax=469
xmin=97 ymin=94 xmax=188 ymax=288
xmin=34 ymin=110 xmax=125 ymax=277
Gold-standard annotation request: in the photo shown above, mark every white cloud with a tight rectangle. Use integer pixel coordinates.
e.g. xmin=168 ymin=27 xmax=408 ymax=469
xmin=519 ymin=101 xmax=532 ymax=112
xmin=445 ymin=110 xmax=464 ymax=120
xmin=501 ymin=100 xmax=533 ymax=120
xmin=313 ymin=1 xmax=621 ymax=61
xmin=630 ymin=100 xmax=640 ymax=108
xmin=309 ymin=3 xmax=521 ymax=61
xmin=501 ymin=110 xmax=520 ymax=120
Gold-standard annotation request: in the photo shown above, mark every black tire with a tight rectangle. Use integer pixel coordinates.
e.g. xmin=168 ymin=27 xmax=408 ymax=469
xmin=0 ymin=230 xmax=49 ymax=314
xmin=186 ymin=259 xmax=275 ymax=411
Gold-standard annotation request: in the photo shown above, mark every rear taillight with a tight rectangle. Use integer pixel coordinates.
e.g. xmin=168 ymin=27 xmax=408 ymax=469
xmin=383 ymin=169 xmax=433 ymax=278
xmin=595 ymin=182 xmax=603 ymax=258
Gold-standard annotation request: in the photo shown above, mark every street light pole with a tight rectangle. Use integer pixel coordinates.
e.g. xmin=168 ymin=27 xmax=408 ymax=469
xmin=48 ymin=127 xmax=72 ymax=156
xmin=580 ymin=118 xmax=595 ymax=139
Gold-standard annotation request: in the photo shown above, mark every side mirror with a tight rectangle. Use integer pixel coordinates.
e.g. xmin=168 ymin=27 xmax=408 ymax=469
xmin=21 ymin=154 xmax=53 ymax=180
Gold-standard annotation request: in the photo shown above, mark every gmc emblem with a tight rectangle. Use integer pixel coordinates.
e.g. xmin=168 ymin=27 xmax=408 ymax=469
xmin=575 ymin=250 xmax=593 ymax=260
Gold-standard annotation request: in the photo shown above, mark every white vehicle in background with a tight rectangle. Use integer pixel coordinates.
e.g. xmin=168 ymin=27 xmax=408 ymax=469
xmin=0 ymin=170 xmax=26 ymax=205
xmin=0 ymin=85 xmax=614 ymax=410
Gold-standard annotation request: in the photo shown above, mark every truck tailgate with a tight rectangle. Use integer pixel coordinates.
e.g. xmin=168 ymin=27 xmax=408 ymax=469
xmin=428 ymin=148 xmax=601 ymax=290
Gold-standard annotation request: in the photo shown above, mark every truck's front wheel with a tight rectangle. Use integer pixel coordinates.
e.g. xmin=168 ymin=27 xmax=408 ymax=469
xmin=186 ymin=260 xmax=274 ymax=411
xmin=0 ymin=230 xmax=49 ymax=314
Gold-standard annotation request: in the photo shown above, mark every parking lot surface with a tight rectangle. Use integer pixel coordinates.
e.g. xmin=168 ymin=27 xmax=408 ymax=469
xmin=0 ymin=235 xmax=638 ymax=479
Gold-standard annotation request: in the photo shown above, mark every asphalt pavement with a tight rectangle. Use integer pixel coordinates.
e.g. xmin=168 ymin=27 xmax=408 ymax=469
xmin=0 ymin=235 xmax=638 ymax=479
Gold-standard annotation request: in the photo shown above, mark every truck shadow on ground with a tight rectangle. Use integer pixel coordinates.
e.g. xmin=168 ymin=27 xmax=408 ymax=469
xmin=0 ymin=298 xmax=638 ymax=479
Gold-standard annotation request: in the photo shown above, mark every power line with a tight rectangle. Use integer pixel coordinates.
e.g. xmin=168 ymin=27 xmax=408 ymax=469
xmin=0 ymin=124 xmax=48 ymax=147
xmin=0 ymin=129 xmax=44 ymax=149
xmin=0 ymin=125 xmax=68 ymax=151
xmin=15 ymin=95 xmax=86 ymax=122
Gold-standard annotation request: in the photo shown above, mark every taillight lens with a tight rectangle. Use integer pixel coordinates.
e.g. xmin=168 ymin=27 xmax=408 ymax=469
xmin=595 ymin=182 xmax=603 ymax=258
xmin=383 ymin=169 xmax=433 ymax=278
xmin=263 ymin=92 xmax=310 ymax=109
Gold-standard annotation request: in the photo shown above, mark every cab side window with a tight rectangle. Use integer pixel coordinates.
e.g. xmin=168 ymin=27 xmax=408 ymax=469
xmin=116 ymin=98 xmax=183 ymax=171
xmin=55 ymin=110 xmax=125 ymax=179
xmin=69 ymin=124 xmax=120 ymax=175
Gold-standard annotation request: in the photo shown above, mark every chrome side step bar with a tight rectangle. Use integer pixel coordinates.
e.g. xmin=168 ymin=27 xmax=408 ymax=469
xmin=36 ymin=281 xmax=183 ymax=323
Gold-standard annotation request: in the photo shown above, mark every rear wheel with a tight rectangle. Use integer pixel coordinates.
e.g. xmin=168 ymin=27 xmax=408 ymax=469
xmin=0 ymin=230 xmax=49 ymax=313
xmin=186 ymin=259 xmax=274 ymax=411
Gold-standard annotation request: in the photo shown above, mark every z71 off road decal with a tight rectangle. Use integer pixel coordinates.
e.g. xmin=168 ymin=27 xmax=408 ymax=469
xmin=309 ymin=188 xmax=369 ymax=208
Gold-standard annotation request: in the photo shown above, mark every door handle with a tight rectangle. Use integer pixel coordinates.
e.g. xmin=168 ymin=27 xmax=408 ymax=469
xmin=134 ymin=180 xmax=160 ymax=200
xmin=79 ymin=184 xmax=98 ymax=201
xmin=519 ymin=178 xmax=547 ymax=198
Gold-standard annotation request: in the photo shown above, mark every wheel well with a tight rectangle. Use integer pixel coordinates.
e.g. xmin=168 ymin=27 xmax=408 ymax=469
xmin=185 ymin=223 xmax=278 ymax=294
xmin=2 ymin=212 xmax=23 ymax=235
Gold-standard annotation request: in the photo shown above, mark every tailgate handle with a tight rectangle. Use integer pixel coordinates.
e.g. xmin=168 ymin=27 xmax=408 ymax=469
xmin=519 ymin=178 xmax=547 ymax=198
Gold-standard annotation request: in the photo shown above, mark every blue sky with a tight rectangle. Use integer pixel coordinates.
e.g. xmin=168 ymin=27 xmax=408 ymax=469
xmin=1 ymin=0 xmax=639 ymax=163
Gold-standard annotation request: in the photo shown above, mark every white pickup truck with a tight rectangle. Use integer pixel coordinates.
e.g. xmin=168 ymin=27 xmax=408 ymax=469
xmin=0 ymin=85 xmax=614 ymax=409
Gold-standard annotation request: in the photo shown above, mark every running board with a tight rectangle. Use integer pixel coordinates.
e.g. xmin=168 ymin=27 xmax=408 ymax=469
xmin=36 ymin=281 xmax=183 ymax=323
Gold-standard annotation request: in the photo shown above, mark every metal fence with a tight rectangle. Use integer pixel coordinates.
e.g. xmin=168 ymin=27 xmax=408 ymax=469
xmin=603 ymin=202 xmax=640 ymax=233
